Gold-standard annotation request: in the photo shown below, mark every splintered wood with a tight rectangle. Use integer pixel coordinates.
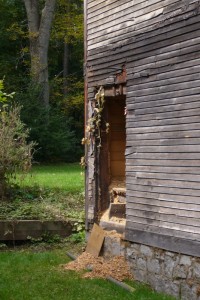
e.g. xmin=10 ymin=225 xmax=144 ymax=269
xmin=64 ymin=252 xmax=133 ymax=281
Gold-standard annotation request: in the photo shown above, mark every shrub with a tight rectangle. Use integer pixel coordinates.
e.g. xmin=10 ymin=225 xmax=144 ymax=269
xmin=0 ymin=80 xmax=35 ymax=199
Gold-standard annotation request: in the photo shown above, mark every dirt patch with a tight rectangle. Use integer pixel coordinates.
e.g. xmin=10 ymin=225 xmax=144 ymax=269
xmin=64 ymin=252 xmax=133 ymax=281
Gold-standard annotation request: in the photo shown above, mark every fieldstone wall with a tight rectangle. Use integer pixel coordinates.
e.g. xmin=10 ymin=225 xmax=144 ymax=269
xmin=102 ymin=233 xmax=200 ymax=300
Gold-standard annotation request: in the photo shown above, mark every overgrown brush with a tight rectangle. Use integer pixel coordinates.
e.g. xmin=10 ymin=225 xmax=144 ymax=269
xmin=0 ymin=80 xmax=35 ymax=199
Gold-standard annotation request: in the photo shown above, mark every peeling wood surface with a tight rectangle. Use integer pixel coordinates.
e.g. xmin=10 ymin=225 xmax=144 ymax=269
xmin=85 ymin=0 xmax=200 ymax=255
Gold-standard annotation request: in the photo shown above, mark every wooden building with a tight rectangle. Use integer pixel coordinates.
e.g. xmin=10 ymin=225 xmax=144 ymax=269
xmin=84 ymin=0 xmax=200 ymax=284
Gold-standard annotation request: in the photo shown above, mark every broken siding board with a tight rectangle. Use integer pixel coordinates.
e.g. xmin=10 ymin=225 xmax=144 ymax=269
xmin=87 ymin=1 xmax=166 ymax=31
xmin=88 ymin=6 xmax=200 ymax=55
xmin=88 ymin=28 xmax=200 ymax=72
xmin=88 ymin=9 xmax=197 ymax=54
xmin=88 ymin=12 xmax=200 ymax=63
xmin=87 ymin=0 xmax=164 ymax=21
xmin=87 ymin=5 xmax=195 ymax=50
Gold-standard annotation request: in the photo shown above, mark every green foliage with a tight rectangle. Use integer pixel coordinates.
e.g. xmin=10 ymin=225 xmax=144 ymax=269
xmin=68 ymin=231 xmax=85 ymax=243
xmin=0 ymin=163 xmax=84 ymax=221
xmin=0 ymin=81 xmax=35 ymax=199
xmin=16 ymin=86 xmax=83 ymax=162
xmin=0 ymin=0 xmax=84 ymax=163
xmin=27 ymin=233 xmax=62 ymax=245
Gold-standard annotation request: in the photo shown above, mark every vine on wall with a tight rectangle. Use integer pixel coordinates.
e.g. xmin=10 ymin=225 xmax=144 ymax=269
xmin=81 ymin=86 xmax=109 ymax=167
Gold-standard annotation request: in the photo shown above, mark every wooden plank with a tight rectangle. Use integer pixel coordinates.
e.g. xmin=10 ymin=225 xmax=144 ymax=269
xmin=126 ymin=182 xmax=200 ymax=197
xmin=88 ymin=2 xmax=198 ymax=50
xmin=125 ymin=227 xmax=200 ymax=257
xmin=126 ymin=123 xmax=200 ymax=134
xmin=127 ymin=193 xmax=200 ymax=211
xmin=88 ymin=12 xmax=200 ymax=63
xmin=126 ymin=200 xmax=200 ymax=218
xmin=126 ymin=208 xmax=200 ymax=228
xmin=88 ymin=6 xmax=199 ymax=57
xmin=126 ymin=219 xmax=200 ymax=241
xmin=85 ymin=223 xmax=105 ymax=257
xmin=127 ymin=130 xmax=200 ymax=142
xmin=127 ymin=152 xmax=200 ymax=160
xmin=127 ymin=171 xmax=200 ymax=182
xmin=125 ymin=215 xmax=200 ymax=234
xmin=126 ymin=137 xmax=200 ymax=147
xmin=126 ymin=176 xmax=200 ymax=190
xmin=126 ymin=165 xmax=200 ymax=175
xmin=126 ymin=115 xmax=200 ymax=128
xmin=126 ymin=159 xmax=200 ymax=167
xmin=126 ymin=189 xmax=200 ymax=204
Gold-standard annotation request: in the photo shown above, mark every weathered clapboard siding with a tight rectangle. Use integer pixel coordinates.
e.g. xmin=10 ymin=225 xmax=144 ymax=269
xmin=85 ymin=0 xmax=200 ymax=256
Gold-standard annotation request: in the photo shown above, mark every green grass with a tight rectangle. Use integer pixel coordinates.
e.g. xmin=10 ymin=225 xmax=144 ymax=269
xmin=0 ymin=248 xmax=175 ymax=300
xmin=18 ymin=163 xmax=84 ymax=193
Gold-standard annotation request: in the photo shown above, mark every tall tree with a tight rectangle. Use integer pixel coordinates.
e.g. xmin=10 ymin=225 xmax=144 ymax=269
xmin=23 ymin=0 xmax=56 ymax=107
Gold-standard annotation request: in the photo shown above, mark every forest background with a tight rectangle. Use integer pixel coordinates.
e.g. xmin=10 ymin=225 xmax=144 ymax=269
xmin=0 ymin=0 xmax=84 ymax=163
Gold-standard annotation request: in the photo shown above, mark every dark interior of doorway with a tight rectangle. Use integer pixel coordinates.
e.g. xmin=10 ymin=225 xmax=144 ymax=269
xmin=99 ymin=95 xmax=126 ymax=231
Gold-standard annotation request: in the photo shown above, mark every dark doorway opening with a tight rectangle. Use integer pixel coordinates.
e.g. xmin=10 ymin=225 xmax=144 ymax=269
xmin=99 ymin=95 xmax=126 ymax=231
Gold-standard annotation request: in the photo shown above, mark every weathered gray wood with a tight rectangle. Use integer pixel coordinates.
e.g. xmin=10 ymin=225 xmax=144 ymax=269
xmin=126 ymin=182 xmax=200 ymax=197
xmin=127 ymin=176 xmax=200 ymax=190
xmin=85 ymin=0 xmax=200 ymax=257
xmin=88 ymin=7 xmax=199 ymax=57
xmin=0 ymin=220 xmax=73 ymax=241
xmin=126 ymin=208 xmax=200 ymax=228
xmin=125 ymin=228 xmax=200 ymax=257
xmin=126 ymin=220 xmax=200 ymax=242
xmin=126 ymin=198 xmax=200 ymax=213
xmin=127 ymin=171 xmax=200 ymax=182
xmin=126 ymin=165 xmax=200 ymax=175
xmin=126 ymin=198 xmax=200 ymax=217
xmin=126 ymin=137 xmax=200 ymax=147
xmin=126 ymin=189 xmax=200 ymax=204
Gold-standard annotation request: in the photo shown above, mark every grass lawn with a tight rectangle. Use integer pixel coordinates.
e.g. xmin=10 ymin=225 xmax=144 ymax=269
xmin=18 ymin=163 xmax=84 ymax=193
xmin=0 ymin=163 xmax=85 ymax=221
xmin=0 ymin=246 xmax=175 ymax=300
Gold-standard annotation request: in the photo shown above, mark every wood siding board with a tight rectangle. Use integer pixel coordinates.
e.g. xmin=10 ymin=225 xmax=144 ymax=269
xmin=126 ymin=217 xmax=200 ymax=235
xmin=126 ymin=189 xmax=200 ymax=204
xmin=87 ymin=9 xmax=200 ymax=59
xmin=126 ymin=165 xmax=200 ymax=175
xmin=126 ymin=208 xmax=200 ymax=228
xmin=87 ymin=4 xmax=198 ymax=50
xmin=125 ymin=228 xmax=200 ymax=257
xmin=126 ymin=203 xmax=200 ymax=217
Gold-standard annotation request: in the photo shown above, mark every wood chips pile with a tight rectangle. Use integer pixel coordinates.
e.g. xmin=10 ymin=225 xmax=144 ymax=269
xmin=64 ymin=252 xmax=133 ymax=281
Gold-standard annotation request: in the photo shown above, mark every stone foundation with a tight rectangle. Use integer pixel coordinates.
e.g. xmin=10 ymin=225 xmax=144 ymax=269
xmin=103 ymin=233 xmax=200 ymax=300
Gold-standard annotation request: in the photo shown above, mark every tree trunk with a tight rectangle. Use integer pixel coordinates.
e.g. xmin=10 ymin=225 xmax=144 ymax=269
xmin=23 ymin=0 xmax=56 ymax=107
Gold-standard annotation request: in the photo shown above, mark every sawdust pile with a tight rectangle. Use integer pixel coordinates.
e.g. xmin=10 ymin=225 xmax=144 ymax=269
xmin=64 ymin=252 xmax=133 ymax=281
